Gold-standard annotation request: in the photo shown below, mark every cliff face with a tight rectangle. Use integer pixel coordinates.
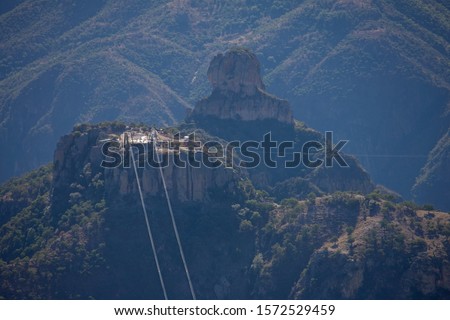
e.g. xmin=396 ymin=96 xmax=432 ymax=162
xmin=207 ymin=48 xmax=265 ymax=96
xmin=52 ymin=124 xmax=240 ymax=206
xmin=105 ymin=156 xmax=239 ymax=202
xmin=190 ymin=48 xmax=293 ymax=124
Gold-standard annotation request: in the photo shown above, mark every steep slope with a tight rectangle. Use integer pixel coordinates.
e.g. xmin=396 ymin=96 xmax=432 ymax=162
xmin=413 ymin=129 xmax=450 ymax=210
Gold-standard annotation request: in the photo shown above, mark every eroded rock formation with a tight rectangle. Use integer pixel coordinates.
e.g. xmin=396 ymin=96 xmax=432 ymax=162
xmin=106 ymin=154 xmax=239 ymax=202
xmin=190 ymin=48 xmax=293 ymax=124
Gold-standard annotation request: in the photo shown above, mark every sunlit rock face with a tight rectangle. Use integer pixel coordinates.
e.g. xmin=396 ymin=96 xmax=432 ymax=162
xmin=207 ymin=48 xmax=265 ymax=96
xmin=190 ymin=48 xmax=294 ymax=124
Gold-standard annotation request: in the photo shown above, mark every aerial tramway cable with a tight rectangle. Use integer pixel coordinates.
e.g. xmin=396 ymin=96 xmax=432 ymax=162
xmin=152 ymin=130 xmax=197 ymax=300
xmin=128 ymin=131 xmax=196 ymax=300
xmin=129 ymin=134 xmax=168 ymax=300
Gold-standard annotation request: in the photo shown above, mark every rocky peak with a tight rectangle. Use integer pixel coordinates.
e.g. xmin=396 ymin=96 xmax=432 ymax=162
xmin=208 ymin=47 xmax=265 ymax=96
xmin=190 ymin=48 xmax=294 ymax=124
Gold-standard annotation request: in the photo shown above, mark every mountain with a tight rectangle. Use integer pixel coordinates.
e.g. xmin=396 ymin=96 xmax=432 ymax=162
xmin=0 ymin=0 xmax=449 ymax=210
xmin=1 ymin=123 xmax=449 ymax=299
xmin=0 ymin=49 xmax=449 ymax=299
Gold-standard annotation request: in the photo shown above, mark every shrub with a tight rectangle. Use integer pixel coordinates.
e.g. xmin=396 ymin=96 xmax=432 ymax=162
xmin=239 ymin=219 xmax=254 ymax=233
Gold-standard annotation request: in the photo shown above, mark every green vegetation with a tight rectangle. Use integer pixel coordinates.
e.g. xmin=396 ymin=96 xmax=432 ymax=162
xmin=0 ymin=163 xmax=108 ymax=298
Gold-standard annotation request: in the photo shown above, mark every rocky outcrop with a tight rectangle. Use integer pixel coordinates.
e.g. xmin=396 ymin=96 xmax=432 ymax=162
xmin=307 ymin=155 xmax=374 ymax=194
xmin=52 ymin=124 xmax=117 ymax=211
xmin=52 ymin=124 xmax=242 ymax=206
xmin=104 ymin=154 xmax=240 ymax=202
xmin=207 ymin=48 xmax=265 ymax=96
xmin=190 ymin=48 xmax=293 ymax=124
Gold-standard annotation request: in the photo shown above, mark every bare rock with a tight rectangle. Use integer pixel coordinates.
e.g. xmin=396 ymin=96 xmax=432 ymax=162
xmin=190 ymin=48 xmax=293 ymax=124
xmin=106 ymin=152 xmax=241 ymax=202
xmin=208 ymin=48 xmax=265 ymax=96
